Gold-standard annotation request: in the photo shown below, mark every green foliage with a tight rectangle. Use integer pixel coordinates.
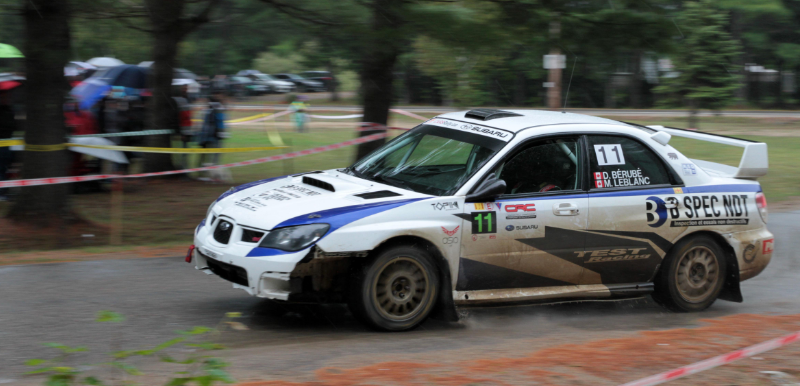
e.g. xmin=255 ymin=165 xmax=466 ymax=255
xmin=655 ymin=0 xmax=742 ymax=110
xmin=24 ymin=311 xmax=241 ymax=386
xmin=253 ymin=51 xmax=304 ymax=74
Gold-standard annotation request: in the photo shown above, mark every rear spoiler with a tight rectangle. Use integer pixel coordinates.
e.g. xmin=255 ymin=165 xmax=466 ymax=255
xmin=646 ymin=125 xmax=768 ymax=180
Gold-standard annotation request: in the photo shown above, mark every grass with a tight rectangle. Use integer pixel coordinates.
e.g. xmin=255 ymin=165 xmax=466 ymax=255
xmin=0 ymin=115 xmax=797 ymax=253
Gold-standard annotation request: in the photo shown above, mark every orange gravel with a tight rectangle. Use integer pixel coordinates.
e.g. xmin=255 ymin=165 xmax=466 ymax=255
xmin=233 ymin=313 xmax=800 ymax=385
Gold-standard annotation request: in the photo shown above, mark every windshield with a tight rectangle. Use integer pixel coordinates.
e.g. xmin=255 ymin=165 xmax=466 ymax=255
xmin=286 ymin=74 xmax=304 ymax=80
xmin=256 ymin=74 xmax=277 ymax=81
xmin=346 ymin=124 xmax=506 ymax=196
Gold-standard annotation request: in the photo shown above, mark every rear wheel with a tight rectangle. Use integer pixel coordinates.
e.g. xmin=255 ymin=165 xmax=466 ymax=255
xmin=348 ymin=246 xmax=439 ymax=331
xmin=653 ymin=235 xmax=727 ymax=312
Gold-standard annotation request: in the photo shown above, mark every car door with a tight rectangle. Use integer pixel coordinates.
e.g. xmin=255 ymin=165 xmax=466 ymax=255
xmin=457 ymin=136 xmax=591 ymax=292
xmin=584 ymin=134 xmax=683 ymax=285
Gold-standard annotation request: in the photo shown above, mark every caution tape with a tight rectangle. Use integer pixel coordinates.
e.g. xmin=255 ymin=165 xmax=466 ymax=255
xmin=70 ymin=130 xmax=174 ymax=138
xmin=192 ymin=112 xmax=272 ymax=124
xmin=0 ymin=139 xmax=23 ymax=147
xmin=0 ymin=133 xmax=388 ymax=188
xmin=620 ymin=330 xmax=800 ymax=386
xmin=390 ymin=108 xmax=429 ymax=121
xmin=307 ymin=113 xmax=364 ymax=119
xmin=25 ymin=143 xmax=69 ymax=152
xmin=68 ymin=143 xmax=286 ymax=154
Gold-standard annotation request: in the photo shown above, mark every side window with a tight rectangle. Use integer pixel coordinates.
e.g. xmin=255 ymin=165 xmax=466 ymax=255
xmin=491 ymin=137 xmax=582 ymax=195
xmin=587 ymin=135 xmax=671 ymax=189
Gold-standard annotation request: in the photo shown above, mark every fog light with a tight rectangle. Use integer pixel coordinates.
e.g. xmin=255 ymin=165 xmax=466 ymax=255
xmin=186 ymin=245 xmax=195 ymax=263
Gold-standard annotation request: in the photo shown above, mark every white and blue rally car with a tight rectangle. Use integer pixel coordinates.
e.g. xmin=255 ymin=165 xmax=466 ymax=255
xmin=190 ymin=109 xmax=773 ymax=331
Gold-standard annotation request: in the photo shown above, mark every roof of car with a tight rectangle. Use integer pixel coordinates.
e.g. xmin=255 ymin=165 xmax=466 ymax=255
xmin=434 ymin=109 xmax=628 ymax=133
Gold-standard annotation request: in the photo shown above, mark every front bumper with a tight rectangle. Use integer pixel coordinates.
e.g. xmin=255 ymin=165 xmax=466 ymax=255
xmin=193 ymin=221 xmax=309 ymax=300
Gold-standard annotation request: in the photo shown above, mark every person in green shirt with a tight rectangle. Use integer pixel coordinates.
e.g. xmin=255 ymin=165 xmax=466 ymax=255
xmin=289 ymin=95 xmax=309 ymax=133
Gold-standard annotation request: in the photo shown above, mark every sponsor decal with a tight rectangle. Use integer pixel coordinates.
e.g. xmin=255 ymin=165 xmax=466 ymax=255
xmin=505 ymin=225 xmax=514 ymax=231
xmin=763 ymin=238 xmax=774 ymax=254
xmin=594 ymin=144 xmax=626 ymax=166
xmin=442 ymin=226 xmax=460 ymax=237
xmin=575 ymin=248 xmax=650 ymax=263
xmin=505 ymin=203 xmax=535 ymax=212
xmin=233 ymin=184 xmax=320 ymax=211
xmin=668 ymin=153 xmax=679 ymax=160
xmin=594 ymin=168 xmax=650 ymax=188
xmin=471 ymin=211 xmax=497 ymax=234
xmin=459 ymin=123 xmax=510 ymax=140
xmin=474 ymin=202 xmax=494 ymax=210
xmin=646 ymin=194 xmax=751 ymax=228
xmin=471 ymin=234 xmax=497 ymax=241
xmin=514 ymin=225 xmax=538 ymax=231
xmin=442 ymin=237 xmax=459 ymax=245
xmin=426 ymin=119 xmax=512 ymax=141
xmin=743 ymin=244 xmax=756 ymax=263
xmin=504 ymin=203 xmax=536 ymax=219
xmin=682 ymin=163 xmax=697 ymax=176
xmin=430 ymin=119 xmax=459 ymax=128
xmin=431 ymin=201 xmax=459 ymax=211
xmin=673 ymin=187 xmax=684 ymax=194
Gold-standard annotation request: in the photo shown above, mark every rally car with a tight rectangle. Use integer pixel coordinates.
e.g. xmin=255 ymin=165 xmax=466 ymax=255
xmin=190 ymin=109 xmax=773 ymax=331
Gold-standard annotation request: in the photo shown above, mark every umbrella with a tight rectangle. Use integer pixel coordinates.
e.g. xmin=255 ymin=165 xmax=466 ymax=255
xmin=0 ymin=81 xmax=20 ymax=91
xmin=71 ymin=65 xmax=148 ymax=109
xmin=68 ymin=137 xmax=129 ymax=164
xmin=0 ymin=43 xmax=23 ymax=58
xmin=86 ymin=57 xmax=124 ymax=67
xmin=138 ymin=61 xmax=153 ymax=68
xmin=69 ymin=61 xmax=97 ymax=70
xmin=174 ymin=68 xmax=197 ymax=80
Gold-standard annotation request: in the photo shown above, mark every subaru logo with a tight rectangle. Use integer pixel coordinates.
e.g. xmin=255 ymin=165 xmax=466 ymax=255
xmin=308 ymin=214 xmax=321 ymax=219
xmin=219 ymin=221 xmax=231 ymax=231
xmin=505 ymin=225 xmax=514 ymax=231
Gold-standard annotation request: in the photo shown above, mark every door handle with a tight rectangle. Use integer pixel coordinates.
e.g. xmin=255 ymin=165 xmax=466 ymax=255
xmin=553 ymin=202 xmax=579 ymax=216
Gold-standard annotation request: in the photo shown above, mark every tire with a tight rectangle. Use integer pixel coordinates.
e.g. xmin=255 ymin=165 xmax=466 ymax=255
xmin=653 ymin=235 xmax=727 ymax=312
xmin=348 ymin=246 xmax=439 ymax=331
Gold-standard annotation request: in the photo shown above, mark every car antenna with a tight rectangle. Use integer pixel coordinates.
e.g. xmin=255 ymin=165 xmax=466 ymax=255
xmin=562 ymin=55 xmax=577 ymax=113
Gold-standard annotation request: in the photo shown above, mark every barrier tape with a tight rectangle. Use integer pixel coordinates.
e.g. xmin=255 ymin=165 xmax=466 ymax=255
xmin=620 ymin=330 xmax=800 ymax=386
xmin=390 ymin=108 xmax=429 ymax=121
xmin=24 ymin=143 xmax=69 ymax=152
xmin=0 ymin=133 xmax=388 ymax=188
xmin=307 ymin=113 xmax=364 ymax=119
xmin=67 ymin=143 xmax=286 ymax=154
xmin=70 ymin=130 xmax=174 ymax=138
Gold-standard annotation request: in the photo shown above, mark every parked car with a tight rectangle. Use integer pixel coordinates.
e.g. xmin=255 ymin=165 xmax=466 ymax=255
xmin=189 ymin=109 xmax=773 ymax=331
xmin=272 ymin=73 xmax=325 ymax=92
xmin=236 ymin=71 xmax=294 ymax=94
xmin=229 ymin=76 xmax=268 ymax=96
xmin=301 ymin=71 xmax=336 ymax=91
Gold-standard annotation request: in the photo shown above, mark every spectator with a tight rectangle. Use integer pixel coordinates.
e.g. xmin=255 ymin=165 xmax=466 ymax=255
xmin=289 ymin=95 xmax=309 ymax=133
xmin=196 ymin=91 xmax=227 ymax=166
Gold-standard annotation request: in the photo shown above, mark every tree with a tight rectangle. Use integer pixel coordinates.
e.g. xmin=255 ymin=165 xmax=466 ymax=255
xmin=7 ymin=0 xmax=74 ymax=225
xmin=655 ymin=0 xmax=741 ymax=128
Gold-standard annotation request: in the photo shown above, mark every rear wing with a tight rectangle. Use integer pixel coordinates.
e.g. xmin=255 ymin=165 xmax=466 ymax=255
xmin=647 ymin=125 xmax=768 ymax=180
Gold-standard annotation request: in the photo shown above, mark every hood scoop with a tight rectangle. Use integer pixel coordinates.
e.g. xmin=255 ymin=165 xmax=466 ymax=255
xmin=302 ymin=176 xmax=335 ymax=192
xmin=354 ymin=190 xmax=402 ymax=199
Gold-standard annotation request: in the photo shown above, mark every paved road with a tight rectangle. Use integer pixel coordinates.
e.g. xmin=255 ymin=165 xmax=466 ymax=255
xmin=2 ymin=211 xmax=799 ymax=383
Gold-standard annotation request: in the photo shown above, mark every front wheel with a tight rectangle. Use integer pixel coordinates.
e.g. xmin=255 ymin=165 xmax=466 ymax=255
xmin=653 ymin=235 xmax=727 ymax=312
xmin=348 ymin=246 xmax=439 ymax=331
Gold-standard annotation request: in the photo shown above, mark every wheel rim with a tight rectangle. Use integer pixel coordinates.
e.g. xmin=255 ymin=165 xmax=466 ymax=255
xmin=372 ymin=257 xmax=430 ymax=321
xmin=675 ymin=246 xmax=720 ymax=303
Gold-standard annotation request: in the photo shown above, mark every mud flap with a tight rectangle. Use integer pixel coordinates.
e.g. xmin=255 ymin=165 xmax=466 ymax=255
xmin=718 ymin=256 xmax=743 ymax=303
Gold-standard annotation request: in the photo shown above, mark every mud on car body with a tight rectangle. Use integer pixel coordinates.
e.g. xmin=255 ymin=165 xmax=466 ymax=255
xmin=191 ymin=108 xmax=773 ymax=331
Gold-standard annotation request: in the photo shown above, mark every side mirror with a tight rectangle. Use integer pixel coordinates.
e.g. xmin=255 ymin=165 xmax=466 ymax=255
xmin=465 ymin=173 xmax=507 ymax=203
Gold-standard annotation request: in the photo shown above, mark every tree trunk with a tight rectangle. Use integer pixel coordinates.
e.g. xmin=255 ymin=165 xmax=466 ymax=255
xmin=327 ymin=59 xmax=339 ymax=102
xmin=514 ymin=71 xmax=526 ymax=106
xmin=7 ymin=0 xmax=74 ymax=225
xmin=355 ymin=0 xmax=403 ymax=161
xmin=144 ymin=31 xmax=179 ymax=172
xmin=629 ymin=51 xmax=642 ymax=108
xmin=688 ymin=98 xmax=699 ymax=129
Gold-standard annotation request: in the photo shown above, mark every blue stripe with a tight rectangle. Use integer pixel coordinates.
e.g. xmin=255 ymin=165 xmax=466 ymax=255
xmin=499 ymin=193 xmax=588 ymax=203
xmin=216 ymin=175 xmax=286 ymax=202
xmin=246 ymin=198 xmax=426 ymax=257
xmin=196 ymin=218 xmax=206 ymax=235
xmin=683 ymin=184 xmax=761 ymax=194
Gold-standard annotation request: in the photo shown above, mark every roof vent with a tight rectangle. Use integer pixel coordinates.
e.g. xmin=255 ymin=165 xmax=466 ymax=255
xmin=354 ymin=190 xmax=402 ymax=199
xmin=464 ymin=109 xmax=522 ymax=121
xmin=302 ymin=176 xmax=335 ymax=192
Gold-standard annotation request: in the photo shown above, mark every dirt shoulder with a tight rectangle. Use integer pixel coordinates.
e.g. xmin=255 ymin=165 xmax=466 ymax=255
xmin=0 ymin=244 xmax=186 ymax=266
xmin=229 ymin=313 xmax=800 ymax=386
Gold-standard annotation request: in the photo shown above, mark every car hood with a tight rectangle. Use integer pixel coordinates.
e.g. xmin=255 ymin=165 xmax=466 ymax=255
xmin=212 ymin=170 xmax=430 ymax=231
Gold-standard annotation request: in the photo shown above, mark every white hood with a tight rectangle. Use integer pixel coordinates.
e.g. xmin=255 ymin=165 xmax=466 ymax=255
xmin=213 ymin=170 xmax=429 ymax=231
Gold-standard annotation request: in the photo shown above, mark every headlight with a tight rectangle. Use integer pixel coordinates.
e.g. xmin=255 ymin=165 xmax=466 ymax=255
xmin=259 ymin=224 xmax=330 ymax=252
